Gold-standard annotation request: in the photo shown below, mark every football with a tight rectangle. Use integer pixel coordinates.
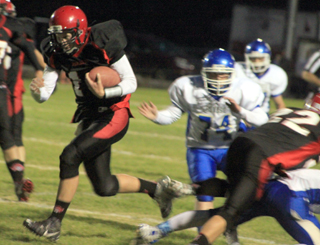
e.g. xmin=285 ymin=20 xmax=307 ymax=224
xmin=88 ymin=66 xmax=121 ymax=88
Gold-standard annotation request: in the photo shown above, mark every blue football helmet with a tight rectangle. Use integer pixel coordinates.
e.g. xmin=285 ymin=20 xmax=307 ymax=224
xmin=245 ymin=38 xmax=271 ymax=73
xmin=201 ymin=48 xmax=235 ymax=97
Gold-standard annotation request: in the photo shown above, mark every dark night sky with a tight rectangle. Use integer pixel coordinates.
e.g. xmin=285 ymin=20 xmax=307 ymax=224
xmin=11 ymin=0 xmax=320 ymax=49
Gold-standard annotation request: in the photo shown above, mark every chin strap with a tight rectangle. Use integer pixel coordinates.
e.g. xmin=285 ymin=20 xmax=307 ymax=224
xmin=211 ymin=95 xmax=221 ymax=101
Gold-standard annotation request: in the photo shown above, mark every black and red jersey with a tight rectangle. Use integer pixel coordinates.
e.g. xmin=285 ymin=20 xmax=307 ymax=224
xmin=240 ymin=108 xmax=320 ymax=169
xmin=41 ymin=20 xmax=128 ymax=121
xmin=0 ymin=17 xmax=12 ymax=82
xmin=6 ymin=18 xmax=37 ymax=94
xmin=0 ymin=15 xmax=42 ymax=84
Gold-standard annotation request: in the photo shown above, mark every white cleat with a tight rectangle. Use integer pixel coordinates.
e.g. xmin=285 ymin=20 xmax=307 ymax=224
xmin=130 ymin=224 xmax=162 ymax=245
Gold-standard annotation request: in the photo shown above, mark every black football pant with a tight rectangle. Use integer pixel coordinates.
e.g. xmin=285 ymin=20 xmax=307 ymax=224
xmin=59 ymin=108 xmax=130 ymax=196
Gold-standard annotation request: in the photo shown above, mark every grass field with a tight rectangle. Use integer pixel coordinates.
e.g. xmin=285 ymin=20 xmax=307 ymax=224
xmin=0 ymin=80 xmax=318 ymax=245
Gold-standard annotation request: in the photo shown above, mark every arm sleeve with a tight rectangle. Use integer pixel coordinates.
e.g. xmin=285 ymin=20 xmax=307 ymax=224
xmin=110 ymin=55 xmax=137 ymax=96
xmin=237 ymin=79 xmax=269 ymax=126
xmin=167 ymin=77 xmax=189 ymax=112
xmin=153 ymin=104 xmax=183 ymax=125
xmin=30 ymin=66 xmax=59 ymax=103
xmin=238 ymin=106 xmax=268 ymax=127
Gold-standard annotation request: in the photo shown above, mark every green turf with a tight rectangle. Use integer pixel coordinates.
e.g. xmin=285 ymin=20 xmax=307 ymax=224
xmin=0 ymin=80 xmax=318 ymax=244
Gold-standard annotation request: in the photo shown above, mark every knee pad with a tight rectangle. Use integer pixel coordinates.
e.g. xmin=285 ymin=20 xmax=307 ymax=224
xmin=197 ymin=195 xmax=214 ymax=202
xmin=94 ymin=175 xmax=119 ymax=197
xmin=59 ymin=144 xmax=82 ymax=179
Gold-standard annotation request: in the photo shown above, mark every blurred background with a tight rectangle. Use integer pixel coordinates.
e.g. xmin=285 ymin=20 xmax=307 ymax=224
xmin=15 ymin=0 xmax=320 ymax=98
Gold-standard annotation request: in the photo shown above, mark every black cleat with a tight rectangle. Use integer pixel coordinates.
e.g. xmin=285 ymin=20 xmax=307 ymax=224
xmin=23 ymin=217 xmax=61 ymax=242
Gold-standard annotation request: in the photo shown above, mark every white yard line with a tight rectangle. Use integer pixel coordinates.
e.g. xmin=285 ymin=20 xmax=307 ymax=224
xmin=24 ymin=116 xmax=187 ymax=129
xmin=0 ymin=197 xmax=292 ymax=245
xmin=22 ymin=137 xmax=184 ymax=163
xmin=0 ymin=197 xmax=161 ymax=224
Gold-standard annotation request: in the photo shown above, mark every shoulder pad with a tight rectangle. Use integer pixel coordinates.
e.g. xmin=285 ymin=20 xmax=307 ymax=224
xmin=90 ymin=20 xmax=127 ymax=63
xmin=18 ymin=17 xmax=36 ymax=40
xmin=4 ymin=16 xmax=24 ymax=37
xmin=189 ymin=75 xmax=204 ymax=87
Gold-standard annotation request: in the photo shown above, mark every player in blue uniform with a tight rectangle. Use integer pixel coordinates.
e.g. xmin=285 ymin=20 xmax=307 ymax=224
xmin=139 ymin=49 xmax=268 ymax=222
xmin=235 ymin=39 xmax=288 ymax=114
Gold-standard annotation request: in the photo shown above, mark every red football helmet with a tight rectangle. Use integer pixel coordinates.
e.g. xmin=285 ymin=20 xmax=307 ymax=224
xmin=5 ymin=2 xmax=16 ymax=17
xmin=0 ymin=0 xmax=11 ymax=15
xmin=0 ymin=0 xmax=10 ymax=5
xmin=305 ymin=92 xmax=320 ymax=114
xmin=48 ymin=5 xmax=88 ymax=54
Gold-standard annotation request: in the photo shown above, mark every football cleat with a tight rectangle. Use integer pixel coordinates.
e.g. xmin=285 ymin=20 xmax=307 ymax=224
xmin=23 ymin=217 xmax=61 ymax=242
xmin=224 ymin=228 xmax=240 ymax=245
xmin=16 ymin=179 xmax=34 ymax=202
xmin=165 ymin=177 xmax=195 ymax=198
xmin=154 ymin=176 xmax=174 ymax=219
xmin=130 ymin=224 xmax=162 ymax=245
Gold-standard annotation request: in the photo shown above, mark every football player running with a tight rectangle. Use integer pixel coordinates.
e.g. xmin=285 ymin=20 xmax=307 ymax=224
xmin=0 ymin=0 xmax=44 ymax=202
xmin=235 ymin=38 xmax=288 ymax=114
xmin=23 ymin=5 xmax=172 ymax=242
xmin=139 ymin=49 xmax=268 ymax=225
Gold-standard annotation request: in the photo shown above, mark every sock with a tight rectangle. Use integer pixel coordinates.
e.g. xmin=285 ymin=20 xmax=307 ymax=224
xmin=50 ymin=200 xmax=70 ymax=222
xmin=157 ymin=221 xmax=171 ymax=236
xmin=6 ymin=160 xmax=24 ymax=183
xmin=138 ymin=178 xmax=157 ymax=198
xmin=197 ymin=226 xmax=202 ymax=233
xmin=189 ymin=233 xmax=209 ymax=245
